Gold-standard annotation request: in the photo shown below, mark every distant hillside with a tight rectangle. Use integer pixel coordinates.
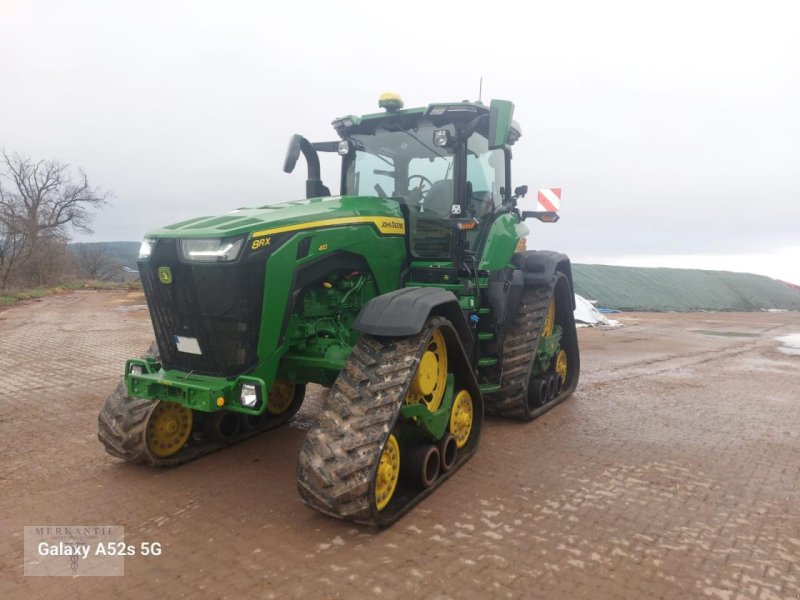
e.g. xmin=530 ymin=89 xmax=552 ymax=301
xmin=69 ymin=241 xmax=139 ymax=270
xmin=573 ymin=264 xmax=800 ymax=311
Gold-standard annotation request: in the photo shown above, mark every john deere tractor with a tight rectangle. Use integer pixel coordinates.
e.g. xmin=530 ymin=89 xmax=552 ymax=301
xmin=98 ymin=94 xmax=580 ymax=526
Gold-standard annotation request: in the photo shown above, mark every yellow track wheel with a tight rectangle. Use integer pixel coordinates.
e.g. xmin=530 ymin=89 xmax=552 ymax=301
xmin=375 ymin=434 xmax=400 ymax=511
xmin=146 ymin=402 xmax=192 ymax=458
xmin=267 ymin=378 xmax=294 ymax=415
xmin=449 ymin=390 xmax=473 ymax=449
xmin=555 ymin=349 xmax=568 ymax=383
xmin=542 ymin=294 xmax=556 ymax=337
xmin=405 ymin=328 xmax=447 ymax=412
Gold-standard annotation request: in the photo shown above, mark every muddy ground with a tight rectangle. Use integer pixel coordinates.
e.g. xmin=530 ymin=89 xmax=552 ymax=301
xmin=0 ymin=290 xmax=798 ymax=599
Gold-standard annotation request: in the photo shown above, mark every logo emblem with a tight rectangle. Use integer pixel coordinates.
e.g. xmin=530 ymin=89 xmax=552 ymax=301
xmin=251 ymin=237 xmax=271 ymax=250
xmin=158 ymin=267 xmax=172 ymax=285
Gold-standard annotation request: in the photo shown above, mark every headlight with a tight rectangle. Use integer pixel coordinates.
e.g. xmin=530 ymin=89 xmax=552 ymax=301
xmin=129 ymin=364 xmax=144 ymax=375
xmin=138 ymin=238 xmax=154 ymax=259
xmin=180 ymin=237 xmax=244 ymax=262
xmin=240 ymin=384 xmax=258 ymax=408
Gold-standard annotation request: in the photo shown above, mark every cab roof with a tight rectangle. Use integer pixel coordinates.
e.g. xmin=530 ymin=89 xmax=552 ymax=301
xmin=335 ymin=99 xmax=487 ymax=125
xmin=332 ymin=99 xmax=520 ymax=144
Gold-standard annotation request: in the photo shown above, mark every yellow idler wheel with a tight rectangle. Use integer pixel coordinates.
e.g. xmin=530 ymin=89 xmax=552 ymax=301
xmin=146 ymin=402 xmax=193 ymax=458
xmin=405 ymin=328 xmax=448 ymax=412
xmin=555 ymin=349 xmax=568 ymax=383
xmin=267 ymin=378 xmax=294 ymax=415
xmin=375 ymin=434 xmax=400 ymax=511
xmin=449 ymin=390 xmax=473 ymax=449
xmin=542 ymin=294 xmax=556 ymax=337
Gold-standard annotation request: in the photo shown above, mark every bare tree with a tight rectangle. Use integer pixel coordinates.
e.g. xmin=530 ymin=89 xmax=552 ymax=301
xmin=0 ymin=151 xmax=110 ymax=288
xmin=73 ymin=243 xmax=122 ymax=281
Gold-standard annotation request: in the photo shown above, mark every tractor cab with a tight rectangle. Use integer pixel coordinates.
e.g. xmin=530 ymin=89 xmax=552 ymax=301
xmin=285 ymin=94 xmax=523 ymax=266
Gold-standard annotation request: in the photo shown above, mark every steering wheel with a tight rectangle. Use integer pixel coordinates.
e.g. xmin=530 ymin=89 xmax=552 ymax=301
xmin=408 ymin=175 xmax=433 ymax=199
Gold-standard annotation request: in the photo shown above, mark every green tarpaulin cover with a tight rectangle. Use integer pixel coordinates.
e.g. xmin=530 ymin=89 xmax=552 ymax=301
xmin=572 ymin=265 xmax=800 ymax=312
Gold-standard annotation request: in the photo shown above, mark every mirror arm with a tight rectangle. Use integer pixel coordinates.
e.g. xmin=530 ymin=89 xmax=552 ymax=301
xmin=299 ymin=138 xmax=331 ymax=197
xmin=299 ymin=138 xmax=321 ymax=182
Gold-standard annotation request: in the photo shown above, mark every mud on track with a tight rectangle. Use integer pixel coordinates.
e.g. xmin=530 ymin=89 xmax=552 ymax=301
xmin=1 ymin=291 xmax=799 ymax=599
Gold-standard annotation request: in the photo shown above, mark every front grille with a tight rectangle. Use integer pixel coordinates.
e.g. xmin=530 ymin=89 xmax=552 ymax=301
xmin=140 ymin=239 xmax=265 ymax=376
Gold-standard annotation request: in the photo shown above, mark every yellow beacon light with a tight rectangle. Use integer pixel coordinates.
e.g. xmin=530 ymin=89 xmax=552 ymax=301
xmin=379 ymin=92 xmax=404 ymax=112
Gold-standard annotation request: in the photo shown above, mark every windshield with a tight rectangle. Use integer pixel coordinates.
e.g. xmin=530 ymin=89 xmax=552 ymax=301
xmin=344 ymin=121 xmax=456 ymax=258
xmin=345 ymin=122 xmax=456 ymax=215
xmin=343 ymin=121 xmax=455 ymax=259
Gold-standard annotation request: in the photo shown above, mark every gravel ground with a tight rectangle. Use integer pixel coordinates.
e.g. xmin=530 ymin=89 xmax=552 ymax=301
xmin=1 ymin=291 xmax=799 ymax=599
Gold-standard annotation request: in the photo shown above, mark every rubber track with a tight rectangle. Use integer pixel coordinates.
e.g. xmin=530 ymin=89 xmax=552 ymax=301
xmin=98 ymin=378 xmax=161 ymax=464
xmin=97 ymin=343 xmax=300 ymax=467
xmin=483 ymin=281 xmax=557 ymax=420
xmin=297 ymin=319 xmax=458 ymax=526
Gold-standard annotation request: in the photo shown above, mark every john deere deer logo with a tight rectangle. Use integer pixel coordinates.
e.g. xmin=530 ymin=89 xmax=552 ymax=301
xmin=158 ymin=267 xmax=172 ymax=285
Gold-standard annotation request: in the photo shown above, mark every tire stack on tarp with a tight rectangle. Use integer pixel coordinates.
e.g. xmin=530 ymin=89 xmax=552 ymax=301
xmin=573 ymin=294 xmax=622 ymax=328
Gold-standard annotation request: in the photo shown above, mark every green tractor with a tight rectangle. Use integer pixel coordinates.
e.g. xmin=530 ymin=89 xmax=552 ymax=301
xmin=98 ymin=93 xmax=580 ymax=526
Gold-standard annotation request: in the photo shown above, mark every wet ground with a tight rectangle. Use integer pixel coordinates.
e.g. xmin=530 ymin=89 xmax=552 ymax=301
xmin=1 ymin=291 xmax=799 ymax=599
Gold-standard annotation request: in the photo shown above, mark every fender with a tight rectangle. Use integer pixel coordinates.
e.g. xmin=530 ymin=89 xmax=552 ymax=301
xmin=512 ymin=250 xmax=576 ymax=309
xmin=353 ymin=287 xmax=473 ymax=347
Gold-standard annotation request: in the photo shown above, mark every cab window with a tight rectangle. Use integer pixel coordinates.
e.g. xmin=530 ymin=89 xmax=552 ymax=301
xmin=467 ymin=133 xmax=506 ymax=216
xmin=345 ymin=148 xmax=395 ymax=198
xmin=345 ymin=122 xmax=456 ymax=259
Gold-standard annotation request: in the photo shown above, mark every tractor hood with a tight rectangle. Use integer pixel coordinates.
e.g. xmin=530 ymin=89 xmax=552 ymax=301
xmin=146 ymin=195 xmax=404 ymax=240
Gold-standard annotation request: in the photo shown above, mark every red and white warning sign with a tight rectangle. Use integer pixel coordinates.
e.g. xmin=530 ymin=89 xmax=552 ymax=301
xmin=536 ymin=188 xmax=561 ymax=212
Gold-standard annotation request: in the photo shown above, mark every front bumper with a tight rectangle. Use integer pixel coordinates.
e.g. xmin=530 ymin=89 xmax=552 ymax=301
xmin=124 ymin=357 xmax=268 ymax=415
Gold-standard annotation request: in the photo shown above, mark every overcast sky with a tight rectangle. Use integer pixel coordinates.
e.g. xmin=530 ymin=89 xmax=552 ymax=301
xmin=1 ymin=0 xmax=798 ymax=281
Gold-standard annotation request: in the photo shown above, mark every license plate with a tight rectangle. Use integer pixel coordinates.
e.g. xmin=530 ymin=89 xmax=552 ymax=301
xmin=174 ymin=336 xmax=202 ymax=355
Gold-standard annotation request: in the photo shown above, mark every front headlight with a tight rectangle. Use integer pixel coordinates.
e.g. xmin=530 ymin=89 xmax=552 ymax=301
xmin=240 ymin=383 xmax=259 ymax=408
xmin=180 ymin=237 xmax=244 ymax=262
xmin=138 ymin=238 xmax=154 ymax=259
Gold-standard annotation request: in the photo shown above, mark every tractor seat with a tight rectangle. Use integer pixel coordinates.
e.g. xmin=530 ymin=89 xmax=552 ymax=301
xmin=423 ymin=180 xmax=453 ymax=217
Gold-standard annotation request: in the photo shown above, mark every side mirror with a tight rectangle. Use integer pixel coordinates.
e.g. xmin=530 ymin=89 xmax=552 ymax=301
xmin=283 ymin=134 xmax=303 ymax=174
xmin=514 ymin=185 xmax=528 ymax=198
xmin=488 ymin=99 xmax=514 ymax=149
